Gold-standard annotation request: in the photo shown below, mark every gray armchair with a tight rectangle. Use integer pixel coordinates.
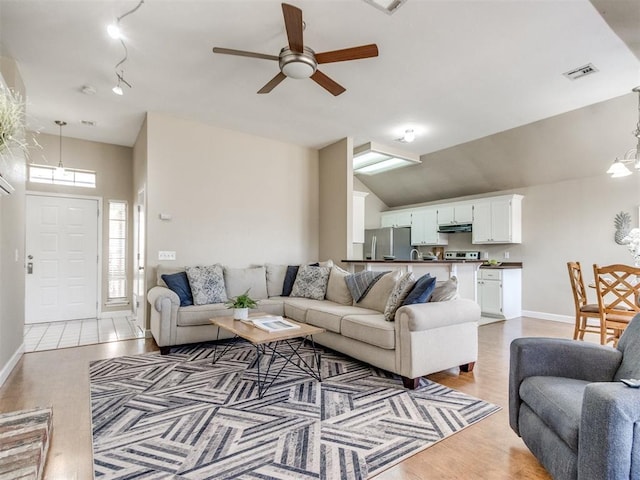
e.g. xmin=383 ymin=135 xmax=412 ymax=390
xmin=509 ymin=313 xmax=640 ymax=480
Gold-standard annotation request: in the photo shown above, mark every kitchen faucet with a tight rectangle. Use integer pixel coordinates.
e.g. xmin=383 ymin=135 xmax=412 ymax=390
xmin=410 ymin=249 xmax=422 ymax=260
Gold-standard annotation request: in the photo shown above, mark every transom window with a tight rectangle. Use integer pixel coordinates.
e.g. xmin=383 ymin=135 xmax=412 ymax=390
xmin=29 ymin=164 xmax=96 ymax=188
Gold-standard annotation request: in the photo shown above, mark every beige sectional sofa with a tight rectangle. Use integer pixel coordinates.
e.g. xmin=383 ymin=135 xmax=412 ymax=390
xmin=147 ymin=263 xmax=480 ymax=387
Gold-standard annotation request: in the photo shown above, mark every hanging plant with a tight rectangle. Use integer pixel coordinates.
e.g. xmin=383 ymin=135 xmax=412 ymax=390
xmin=0 ymin=87 xmax=28 ymax=156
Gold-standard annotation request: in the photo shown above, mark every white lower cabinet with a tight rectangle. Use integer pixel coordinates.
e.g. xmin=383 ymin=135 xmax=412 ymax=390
xmin=477 ymin=268 xmax=522 ymax=320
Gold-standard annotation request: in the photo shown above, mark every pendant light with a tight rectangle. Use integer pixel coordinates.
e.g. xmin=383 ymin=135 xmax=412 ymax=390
xmin=607 ymin=86 xmax=640 ymax=177
xmin=55 ymin=120 xmax=66 ymax=175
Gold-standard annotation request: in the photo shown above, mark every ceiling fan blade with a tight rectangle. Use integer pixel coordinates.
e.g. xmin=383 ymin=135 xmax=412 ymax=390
xmin=311 ymin=70 xmax=346 ymax=96
xmin=282 ymin=3 xmax=304 ymax=53
xmin=315 ymin=44 xmax=379 ymax=64
xmin=212 ymin=47 xmax=279 ymax=62
xmin=258 ymin=72 xmax=287 ymax=94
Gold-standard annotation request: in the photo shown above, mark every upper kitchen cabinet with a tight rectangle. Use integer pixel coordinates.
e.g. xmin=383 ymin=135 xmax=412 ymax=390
xmin=353 ymin=191 xmax=368 ymax=243
xmin=411 ymin=208 xmax=448 ymax=246
xmin=380 ymin=210 xmax=412 ymax=228
xmin=437 ymin=203 xmax=473 ymax=225
xmin=472 ymin=194 xmax=523 ymax=244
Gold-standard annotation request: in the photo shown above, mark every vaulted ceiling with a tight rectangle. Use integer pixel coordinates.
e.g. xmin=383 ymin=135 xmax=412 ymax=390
xmin=1 ymin=0 xmax=639 ymax=205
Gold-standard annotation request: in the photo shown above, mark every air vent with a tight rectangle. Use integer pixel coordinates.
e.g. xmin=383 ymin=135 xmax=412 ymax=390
xmin=363 ymin=0 xmax=408 ymax=15
xmin=563 ymin=63 xmax=599 ymax=81
xmin=81 ymin=120 xmax=96 ymax=126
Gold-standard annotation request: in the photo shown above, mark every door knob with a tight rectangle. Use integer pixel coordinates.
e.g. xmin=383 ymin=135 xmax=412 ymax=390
xmin=27 ymin=254 xmax=33 ymax=260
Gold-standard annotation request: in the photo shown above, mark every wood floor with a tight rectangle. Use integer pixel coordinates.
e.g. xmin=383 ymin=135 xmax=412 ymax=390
xmin=0 ymin=317 xmax=581 ymax=479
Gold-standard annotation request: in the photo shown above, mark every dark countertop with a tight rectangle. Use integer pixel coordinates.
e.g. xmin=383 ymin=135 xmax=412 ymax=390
xmin=479 ymin=262 xmax=523 ymax=269
xmin=342 ymin=259 xmax=485 ymax=264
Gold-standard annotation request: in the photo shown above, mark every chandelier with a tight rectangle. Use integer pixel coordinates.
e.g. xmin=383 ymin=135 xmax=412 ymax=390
xmin=607 ymin=86 xmax=640 ymax=178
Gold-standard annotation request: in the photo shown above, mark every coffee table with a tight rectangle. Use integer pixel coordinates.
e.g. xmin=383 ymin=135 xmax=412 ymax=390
xmin=210 ymin=313 xmax=325 ymax=398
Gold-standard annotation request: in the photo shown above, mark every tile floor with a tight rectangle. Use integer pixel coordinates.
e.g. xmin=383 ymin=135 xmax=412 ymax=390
xmin=23 ymin=316 xmax=145 ymax=352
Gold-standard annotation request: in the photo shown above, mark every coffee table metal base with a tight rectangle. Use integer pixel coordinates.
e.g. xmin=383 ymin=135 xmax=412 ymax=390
xmin=211 ymin=334 xmax=322 ymax=399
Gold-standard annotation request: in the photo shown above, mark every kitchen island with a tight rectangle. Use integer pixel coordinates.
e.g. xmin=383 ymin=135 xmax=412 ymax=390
xmin=342 ymin=260 xmax=484 ymax=302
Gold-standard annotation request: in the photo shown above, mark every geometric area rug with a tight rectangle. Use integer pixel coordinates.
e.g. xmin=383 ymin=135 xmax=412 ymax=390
xmin=90 ymin=341 xmax=500 ymax=479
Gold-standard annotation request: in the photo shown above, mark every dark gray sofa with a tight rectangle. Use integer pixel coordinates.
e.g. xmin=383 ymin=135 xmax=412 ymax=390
xmin=509 ymin=313 xmax=640 ymax=480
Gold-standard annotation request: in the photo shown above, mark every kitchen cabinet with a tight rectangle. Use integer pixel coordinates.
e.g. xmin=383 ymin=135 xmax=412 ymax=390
xmin=411 ymin=208 xmax=448 ymax=245
xmin=352 ymin=191 xmax=368 ymax=244
xmin=477 ymin=268 xmax=522 ymax=319
xmin=380 ymin=210 xmax=412 ymax=228
xmin=472 ymin=195 xmax=523 ymax=244
xmin=437 ymin=203 xmax=473 ymax=225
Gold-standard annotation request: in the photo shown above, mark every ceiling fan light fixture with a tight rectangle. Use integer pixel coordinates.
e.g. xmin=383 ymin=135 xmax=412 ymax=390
xmin=403 ymin=129 xmax=415 ymax=143
xmin=353 ymin=142 xmax=421 ymax=175
xmin=279 ymin=47 xmax=317 ymax=79
xmin=112 ymin=84 xmax=124 ymax=96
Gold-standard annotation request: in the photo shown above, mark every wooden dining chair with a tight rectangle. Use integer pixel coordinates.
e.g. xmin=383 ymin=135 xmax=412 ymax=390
xmin=592 ymin=263 xmax=640 ymax=346
xmin=567 ymin=262 xmax=602 ymax=340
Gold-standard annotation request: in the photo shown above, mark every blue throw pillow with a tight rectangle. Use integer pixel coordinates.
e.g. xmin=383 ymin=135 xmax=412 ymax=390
xmin=281 ymin=263 xmax=320 ymax=296
xmin=402 ymin=274 xmax=437 ymax=306
xmin=162 ymin=272 xmax=194 ymax=307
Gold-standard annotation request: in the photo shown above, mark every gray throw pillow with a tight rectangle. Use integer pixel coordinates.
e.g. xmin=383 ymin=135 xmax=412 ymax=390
xmin=429 ymin=276 xmax=458 ymax=302
xmin=291 ymin=265 xmax=331 ymax=300
xmin=383 ymin=272 xmax=416 ymax=321
xmin=185 ymin=264 xmax=228 ymax=305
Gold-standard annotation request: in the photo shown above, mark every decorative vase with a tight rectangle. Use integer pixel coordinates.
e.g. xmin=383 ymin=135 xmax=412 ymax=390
xmin=233 ymin=307 xmax=249 ymax=320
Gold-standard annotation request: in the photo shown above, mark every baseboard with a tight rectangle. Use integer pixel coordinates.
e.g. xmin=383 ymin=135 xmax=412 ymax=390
xmin=521 ymin=310 xmax=573 ymax=324
xmin=99 ymin=310 xmax=134 ymax=319
xmin=144 ymin=329 xmax=152 ymax=339
xmin=0 ymin=343 xmax=24 ymax=388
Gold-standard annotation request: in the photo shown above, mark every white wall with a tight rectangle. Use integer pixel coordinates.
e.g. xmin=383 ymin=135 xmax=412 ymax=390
xmin=0 ymin=57 xmax=26 ymax=385
xmin=144 ymin=112 xmax=319 ymax=276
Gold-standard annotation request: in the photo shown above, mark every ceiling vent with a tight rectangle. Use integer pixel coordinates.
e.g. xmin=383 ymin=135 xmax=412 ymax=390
xmin=363 ymin=0 xmax=408 ymax=15
xmin=563 ymin=63 xmax=599 ymax=81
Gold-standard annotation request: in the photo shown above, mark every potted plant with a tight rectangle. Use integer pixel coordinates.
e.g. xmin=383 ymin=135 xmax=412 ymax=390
xmin=225 ymin=289 xmax=258 ymax=320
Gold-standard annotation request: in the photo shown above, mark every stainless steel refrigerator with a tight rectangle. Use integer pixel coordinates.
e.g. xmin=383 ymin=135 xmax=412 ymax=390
xmin=364 ymin=227 xmax=412 ymax=260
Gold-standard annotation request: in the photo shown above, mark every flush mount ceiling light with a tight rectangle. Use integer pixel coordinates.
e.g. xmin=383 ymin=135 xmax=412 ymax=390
xmin=353 ymin=141 xmax=421 ymax=175
xmin=607 ymin=86 xmax=640 ymax=178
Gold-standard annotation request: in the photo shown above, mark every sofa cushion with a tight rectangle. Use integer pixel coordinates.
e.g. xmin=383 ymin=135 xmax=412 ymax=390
xmin=291 ymin=265 xmax=331 ymax=300
xmin=265 ymin=264 xmax=287 ymax=297
xmin=161 ymin=272 xmax=193 ymax=307
xmin=326 ymin=266 xmax=353 ymax=306
xmin=357 ymin=271 xmax=401 ymax=313
xmin=176 ymin=303 xmax=230 ymax=327
xmin=186 ymin=264 xmax=228 ymax=305
xmin=282 ymin=265 xmax=300 ymax=296
xmin=306 ymin=304 xmax=378 ymax=333
xmin=519 ymin=376 xmax=589 ymax=451
xmin=403 ymin=274 xmax=437 ymax=306
xmin=224 ymin=266 xmax=268 ymax=300
xmin=342 ymin=314 xmax=395 ymax=349
xmin=345 ymin=270 xmax=387 ymax=303
xmin=156 ymin=266 xmax=185 ymax=288
xmin=430 ymin=276 xmax=459 ymax=302
xmin=614 ymin=313 xmax=640 ymax=381
xmin=283 ymin=297 xmax=328 ymax=323
xmin=384 ymin=272 xmax=415 ymax=321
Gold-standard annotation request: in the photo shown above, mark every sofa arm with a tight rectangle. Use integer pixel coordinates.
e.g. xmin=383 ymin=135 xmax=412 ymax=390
xmin=148 ymin=285 xmax=179 ymax=310
xmin=394 ymin=299 xmax=480 ymax=379
xmin=395 ymin=298 xmax=480 ymax=332
xmin=147 ymin=286 xmax=180 ymax=347
xmin=579 ymin=383 xmax=640 ymax=479
xmin=509 ymin=338 xmax=622 ymax=435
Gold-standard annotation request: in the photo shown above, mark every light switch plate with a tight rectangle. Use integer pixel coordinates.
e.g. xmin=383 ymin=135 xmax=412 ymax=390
xmin=158 ymin=251 xmax=176 ymax=261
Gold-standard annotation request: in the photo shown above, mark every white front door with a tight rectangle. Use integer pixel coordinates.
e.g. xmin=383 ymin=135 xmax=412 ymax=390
xmin=25 ymin=195 xmax=99 ymax=323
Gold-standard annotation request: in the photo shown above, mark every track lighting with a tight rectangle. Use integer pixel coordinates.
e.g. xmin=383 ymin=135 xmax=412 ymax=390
xmin=107 ymin=0 xmax=144 ymax=96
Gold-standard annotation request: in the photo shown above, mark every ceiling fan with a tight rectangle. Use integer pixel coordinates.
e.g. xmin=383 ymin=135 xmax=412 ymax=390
xmin=212 ymin=3 xmax=379 ymax=96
